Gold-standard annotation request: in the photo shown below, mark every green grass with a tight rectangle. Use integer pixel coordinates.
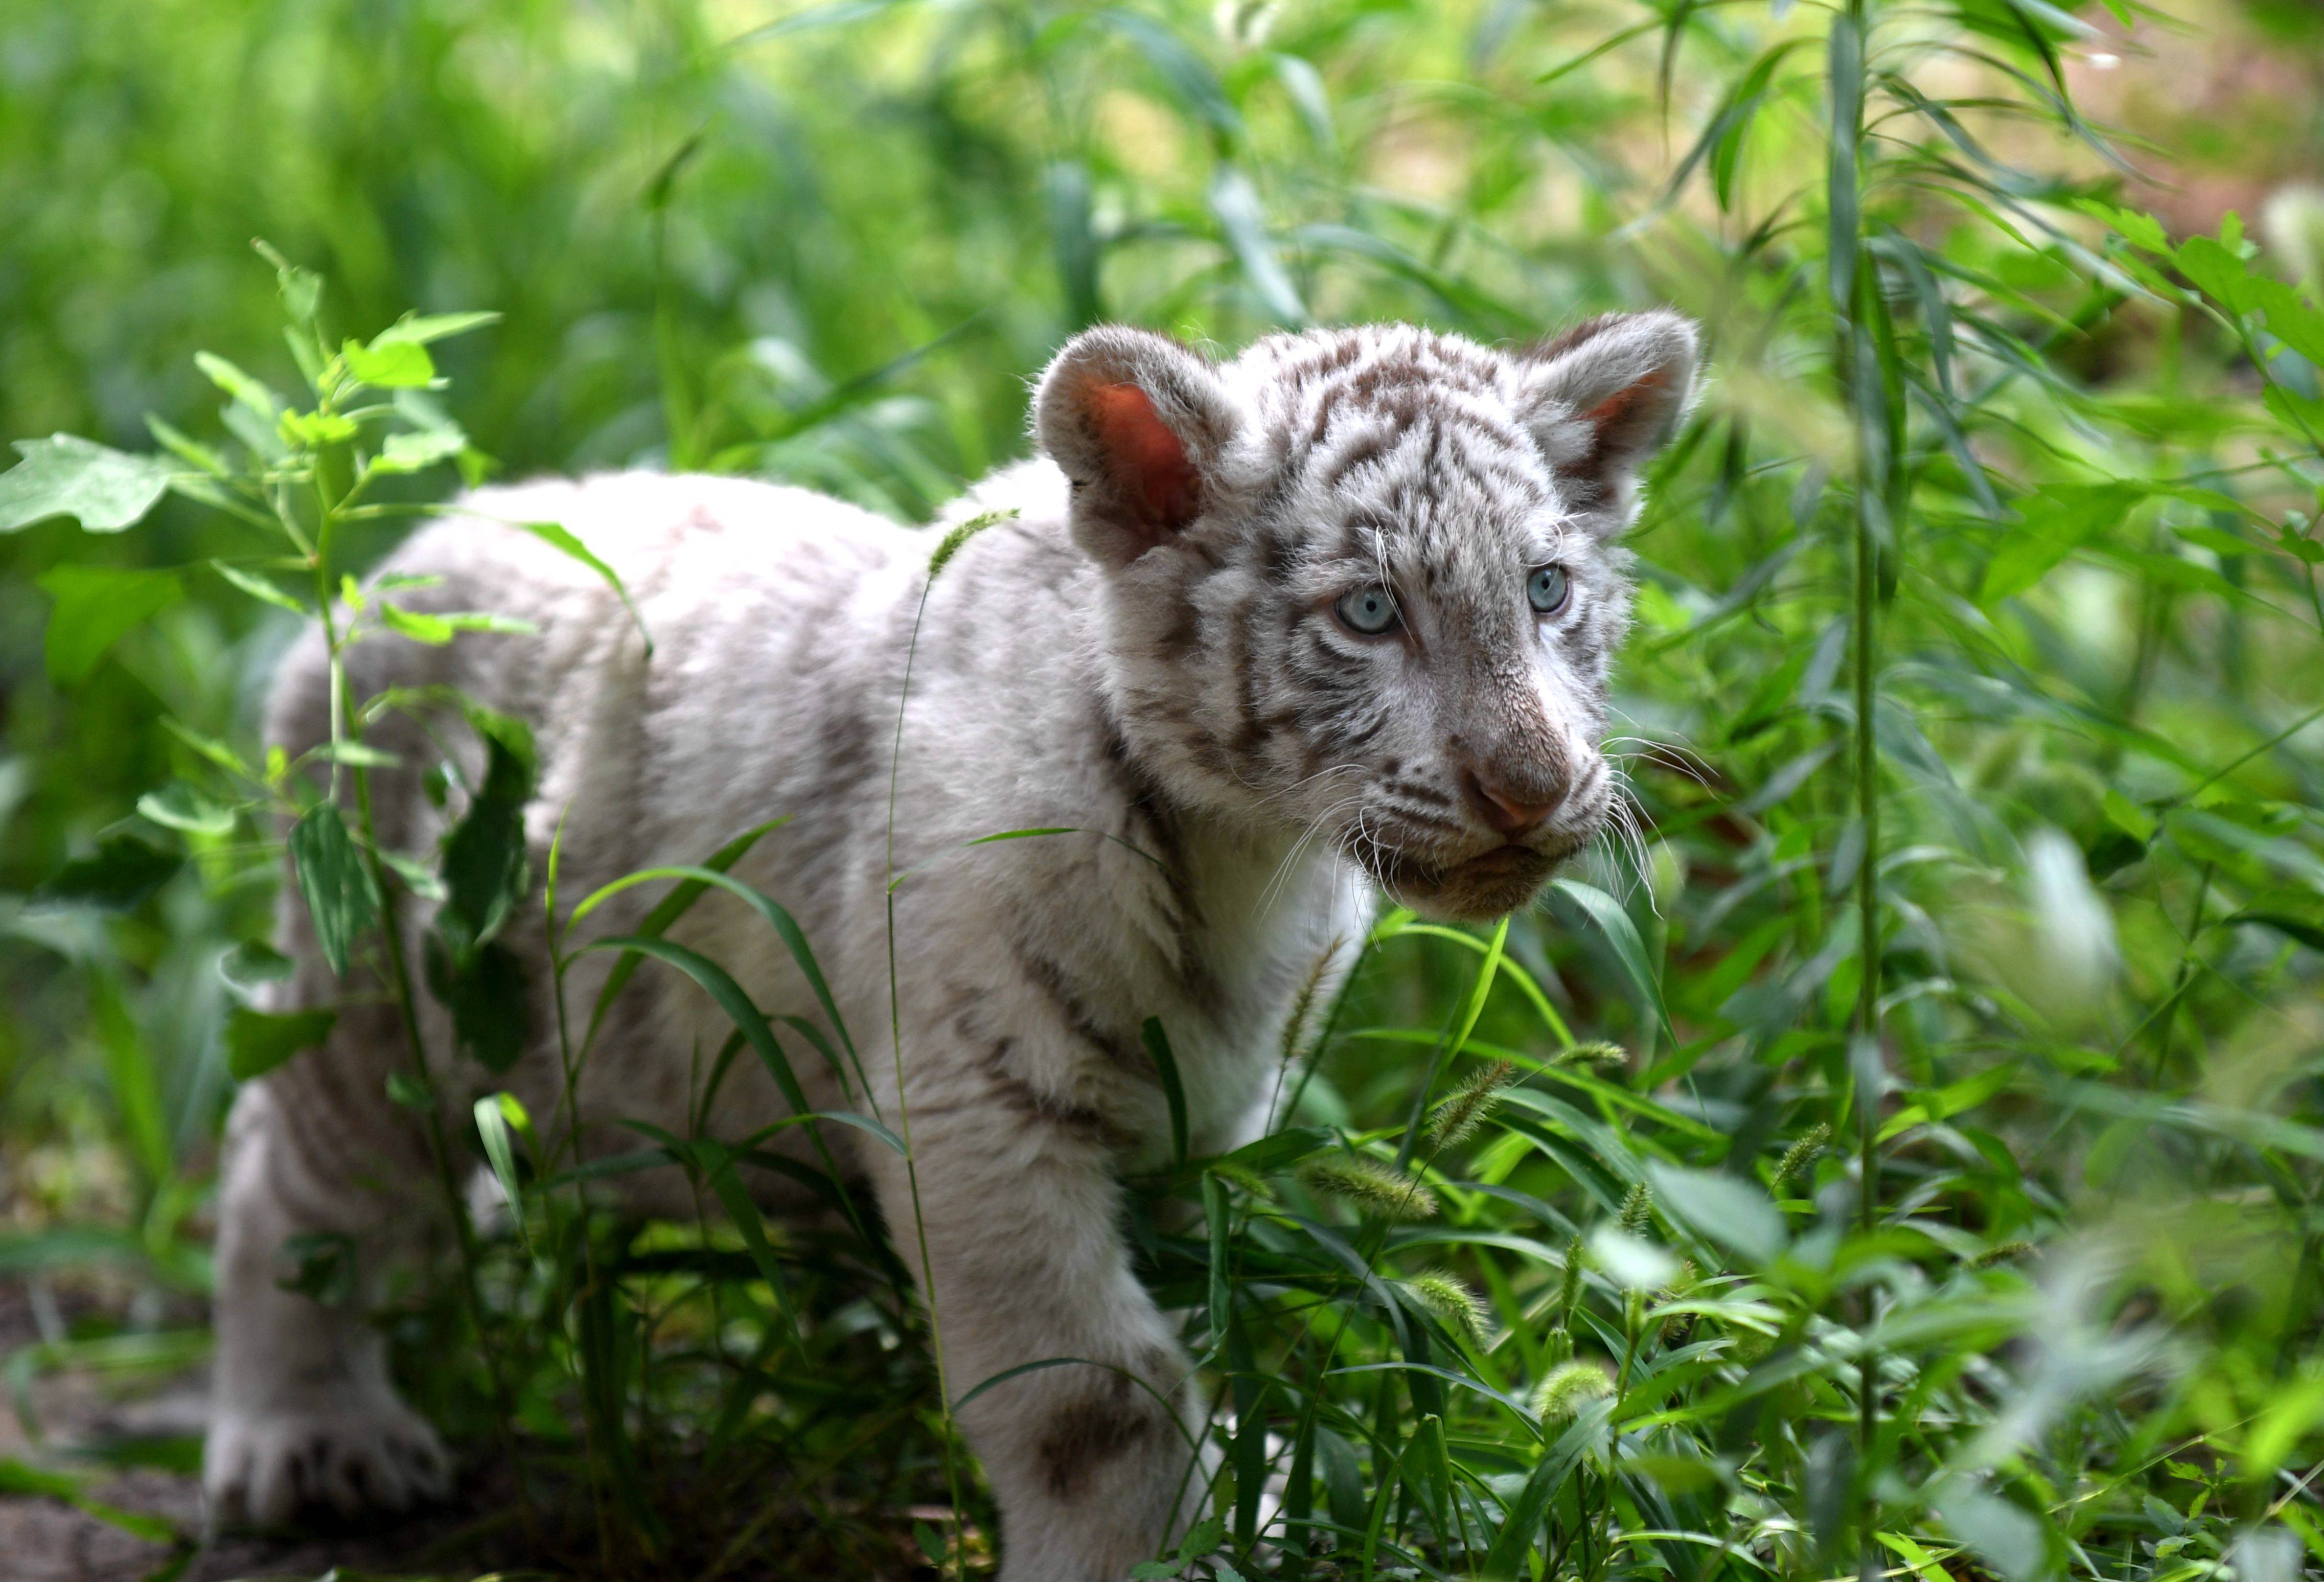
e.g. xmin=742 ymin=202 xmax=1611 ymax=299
xmin=5 ymin=1 xmax=2324 ymax=1579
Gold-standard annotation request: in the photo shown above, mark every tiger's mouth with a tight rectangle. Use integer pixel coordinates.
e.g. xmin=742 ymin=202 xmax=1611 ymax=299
xmin=1359 ymin=836 xmax=1581 ymax=922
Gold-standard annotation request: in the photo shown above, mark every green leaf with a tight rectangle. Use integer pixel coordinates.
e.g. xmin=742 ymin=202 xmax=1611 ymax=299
xmin=35 ymin=834 xmax=182 ymax=911
xmin=1204 ymin=1170 xmax=1232 ymax=1333
xmin=1177 ymin=1516 xmax=1225 ymax=1561
xmin=472 ymin=1092 xmax=531 ymax=1236
xmin=914 ymin=1522 xmax=948 ymax=1568
xmin=425 ymin=935 xmax=530 ymax=1070
xmin=1094 ymin=10 xmax=1243 ymax=140
xmin=1143 ymin=1016 xmax=1190 ymax=1166
xmin=342 ymin=336 xmax=436 ymax=389
xmin=511 ymin=520 xmax=653 ymax=655
xmin=0 ymin=436 xmax=176 ymax=534
xmin=372 ymin=310 xmax=500 ymax=346
xmin=386 ymin=1069 xmax=434 ymax=1110
xmin=2176 ymin=233 xmax=2257 ymax=314
xmin=574 ymin=824 xmax=787 ymax=1050
xmin=1549 ymin=878 xmax=1673 ymax=1045
xmin=225 ymin=1005 xmax=337 ymax=1081
xmin=438 ymin=730 xmax=533 ymax=958
xmin=137 ymin=781 xmax=235 ymax=836
xmin=1478 ymin=1400 xmax=1609 ymax=1579
xmin=580 ymin=936 xmax=817 ymax=1138
xmin=1825 ymin=9 xmax=1862 ymax=309
xmin=1644 ymin=1161 xmax=1787 ymax=1265
xmin=289 ymin=804 xmax=380 ymax=977
xmin=2102 ymin=789 xmax=2157 ymax=844
xmin=1210 ymin=165 xmax=1307 ymax=326
xmin=2077 ymin=198 xmax=2171 ymax=254
xmin=1928 ymin=1476 xmax=2050 ymax=1582
xmin=91 ymin=974 xmax=170 ymax=1187
xmin=279 ymin=408 xmax=358 ymax=447
xmin=374 ymin=427 xmax=467 ymax=474
xmin=375 ymin=602 xmax=535 ymax=644
xmin=37 ymin=565 xmax=182 ymax=682
xmin=193 ymin=351 xmax=285 ymax=424
xmin=218 ymin=939 xmax=294 ymax=997
xmin=210 ymin=559 xmax=310 ymax=616
xmin=1981 ymin=483 xmax=2143 ymax=603
xmin=2236 ymin=911 xmax=2324 ymax=953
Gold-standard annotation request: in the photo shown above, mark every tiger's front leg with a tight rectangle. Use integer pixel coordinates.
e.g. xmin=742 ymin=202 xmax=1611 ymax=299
xmin=872 ymin=1066 xmax=1212 ymax=1582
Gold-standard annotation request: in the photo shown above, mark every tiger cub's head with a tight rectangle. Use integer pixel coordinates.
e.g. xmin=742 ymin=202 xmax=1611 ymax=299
xmin=1034 ymin=314 xmax=1697 ymax=922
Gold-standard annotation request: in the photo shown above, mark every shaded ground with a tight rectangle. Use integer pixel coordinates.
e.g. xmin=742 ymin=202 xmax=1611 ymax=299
xmin=0 ymin=1278 xmax=942 ymax=1581
xmin=0 ymin=1278 xmax=534 ymax=1582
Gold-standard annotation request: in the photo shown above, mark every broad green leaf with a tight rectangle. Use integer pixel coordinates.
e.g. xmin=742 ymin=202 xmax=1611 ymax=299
xmin=425 ymin=935 xmax=530 ymax=1070
xmin=2175 ymin=233 xmax=2256 ymax=314
xmin=279 ymin=408 xmax=358 ymax=447
xmin=342 ymin=336 xmax=435 ymax=389
xmin=2076 ymin=198 xmax=2170 ymax=254
xmin=37 ymin=565 xmax=182 ymax=682
xmin=437 ymin=730 xmax=533 ymax=958
xmin=35 ymin=834 xmax=182 ymax=911
xmin=1981 ymin=483 xmax=2143 ymax=603
xmin=289 ymin=804 xmax=380 ymax=977
xmin=1645 ymin=1161 xmax=1787 ymax=1265
xmin=224 ymin=1005 xmax=337 ymax=1081
xmin=374 ymin=427 xmax=467 ymax=474
xmin=0 ymin=436 xmax=175 ymax=534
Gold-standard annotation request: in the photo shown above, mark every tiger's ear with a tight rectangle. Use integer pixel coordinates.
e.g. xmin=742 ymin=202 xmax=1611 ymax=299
xmin=1034 ymin=326 xmax=1241 ymax=568
xmin=1514 ymin=311 xmax=1699 ymax=522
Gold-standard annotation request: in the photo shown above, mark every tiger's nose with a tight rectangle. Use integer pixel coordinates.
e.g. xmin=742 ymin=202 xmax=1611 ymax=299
xmin=1462 ymin=767 xmax=1566 ymax=839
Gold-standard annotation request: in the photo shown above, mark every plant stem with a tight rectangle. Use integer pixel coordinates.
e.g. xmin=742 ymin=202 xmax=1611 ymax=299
xmin=884 ymin=574 xmax=969 ymax=1578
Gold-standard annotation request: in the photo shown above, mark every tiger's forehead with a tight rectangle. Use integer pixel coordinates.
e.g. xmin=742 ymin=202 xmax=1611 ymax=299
xmin=1236 ymin=329 xmax=1567 ymax=556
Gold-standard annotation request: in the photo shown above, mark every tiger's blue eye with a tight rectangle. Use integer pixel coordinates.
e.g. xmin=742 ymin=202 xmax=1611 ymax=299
xmin=1528 ymin=564 xmax=1571 ymax=615
xmin=1336 ymin=585 xmax=1399 ymax=636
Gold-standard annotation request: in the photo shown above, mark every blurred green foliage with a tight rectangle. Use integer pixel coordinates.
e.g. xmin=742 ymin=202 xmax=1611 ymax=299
xmin=6 ymin=0 xmax=2324 ymax=1578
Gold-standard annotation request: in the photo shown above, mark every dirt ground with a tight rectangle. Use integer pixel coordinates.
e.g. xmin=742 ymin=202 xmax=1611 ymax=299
xmin=0 ymin=1278 xmax=511 ymax=1582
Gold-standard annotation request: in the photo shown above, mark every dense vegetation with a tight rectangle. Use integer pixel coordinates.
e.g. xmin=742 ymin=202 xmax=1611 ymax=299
xmin=5 ymin=1 xmax=2324 ymax=1579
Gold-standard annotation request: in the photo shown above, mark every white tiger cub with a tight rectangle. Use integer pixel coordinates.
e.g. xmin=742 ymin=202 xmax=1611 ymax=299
xmin=204 ymin=313 xmax=1697 ymax=1578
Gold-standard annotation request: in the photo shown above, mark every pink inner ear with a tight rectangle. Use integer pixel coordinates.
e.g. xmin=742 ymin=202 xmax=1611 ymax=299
xmin=1089 ymin=382 xmax=1201 ymax=539
xmin=1579 ymin=365 xmax=1669 ymax=446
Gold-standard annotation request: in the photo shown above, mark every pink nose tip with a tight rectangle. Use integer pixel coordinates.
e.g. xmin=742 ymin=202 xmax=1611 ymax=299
xmin=1464 ymin=769 xmax=1563 ymax=838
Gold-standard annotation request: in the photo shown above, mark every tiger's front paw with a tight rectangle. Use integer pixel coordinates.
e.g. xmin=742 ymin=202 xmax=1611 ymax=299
xmin=203 ymin=1386 xmax=451 ymax=1529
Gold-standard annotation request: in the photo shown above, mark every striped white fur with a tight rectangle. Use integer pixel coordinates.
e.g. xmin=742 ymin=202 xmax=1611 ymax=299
xmin=205 ymin=315 xmax=1696 ymax=1577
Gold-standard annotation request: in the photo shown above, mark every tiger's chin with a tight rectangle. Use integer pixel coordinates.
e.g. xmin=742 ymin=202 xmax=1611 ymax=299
xmin=1365 ymin=840 xmax=1573 ymax=923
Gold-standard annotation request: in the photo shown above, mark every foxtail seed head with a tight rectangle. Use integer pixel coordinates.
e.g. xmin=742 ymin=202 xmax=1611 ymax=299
xmin=1425 ymin=1058 xmax=1519 ymax=1150
xmin=1772 ymin=1122 xmax=1831 ymax=1189
xmin=1529 ymin=1359 xmax=1614 ymax=1424
xmin=1618 ymin=1180 xmax=1654 ymax=1239
xmin=1401 ymin=1270 xmax=1488 ymax=1341
xmin=1301 ymin=1155 xmax=1440 ymax=1221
